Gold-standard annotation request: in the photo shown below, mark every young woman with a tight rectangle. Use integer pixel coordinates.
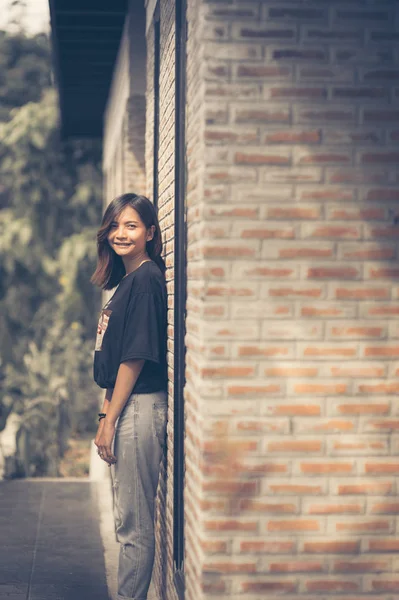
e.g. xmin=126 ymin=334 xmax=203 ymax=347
xmin=91 ymin=193 xmax=168 ymax=600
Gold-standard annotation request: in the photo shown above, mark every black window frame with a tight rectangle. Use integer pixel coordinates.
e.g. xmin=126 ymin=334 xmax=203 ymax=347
xmin=173 ymin=0 xmax=187 ymax=597
xmin=153 ymin=2 xmax=160 ymax=209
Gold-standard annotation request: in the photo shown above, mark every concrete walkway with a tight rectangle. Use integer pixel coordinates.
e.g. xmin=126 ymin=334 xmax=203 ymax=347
xmin=0 ymin=479 xmax=113 ymax=600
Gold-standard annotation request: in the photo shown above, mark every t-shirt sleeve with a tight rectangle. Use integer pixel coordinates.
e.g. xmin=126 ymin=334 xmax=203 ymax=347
xmin=120 ymin=291 xmax=164 ymax=364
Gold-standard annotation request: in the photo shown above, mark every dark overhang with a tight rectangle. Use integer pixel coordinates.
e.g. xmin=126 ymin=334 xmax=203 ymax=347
xmin=49 ymin=0 xmax=128 ymax=138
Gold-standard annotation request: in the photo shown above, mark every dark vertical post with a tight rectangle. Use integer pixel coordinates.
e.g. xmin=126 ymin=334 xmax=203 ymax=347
xmin=173 ymin=0 xmax=187 ymax=597
xmin=153 ymin=3 xmax=160 ymax=208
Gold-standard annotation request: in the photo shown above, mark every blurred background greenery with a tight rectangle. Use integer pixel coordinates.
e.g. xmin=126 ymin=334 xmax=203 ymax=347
xmin=0 ymin=23 xmax=103 ymax=477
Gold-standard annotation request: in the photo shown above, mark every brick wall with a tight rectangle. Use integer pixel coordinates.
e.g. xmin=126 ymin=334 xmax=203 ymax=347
xmin=146 ymin=2 xmax=178 ymax=599
xmin=183 ymin=0 xmax=399 ymax=598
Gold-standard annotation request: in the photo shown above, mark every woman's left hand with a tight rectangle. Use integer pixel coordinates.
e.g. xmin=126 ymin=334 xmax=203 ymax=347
xmin=95 ymin=420 xmax=117 ymax=466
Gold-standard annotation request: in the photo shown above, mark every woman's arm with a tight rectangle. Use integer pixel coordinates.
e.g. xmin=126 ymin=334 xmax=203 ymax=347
xmin=95 ymin=359 xmax=145 ymax=464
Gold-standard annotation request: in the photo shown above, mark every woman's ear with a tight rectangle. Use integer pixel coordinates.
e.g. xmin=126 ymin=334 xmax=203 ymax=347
xmin=147 ymin=225 xmax=155 ymax=241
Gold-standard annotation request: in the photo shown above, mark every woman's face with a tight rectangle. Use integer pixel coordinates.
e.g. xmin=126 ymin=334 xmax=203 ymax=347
xmin=107 ymin=205 xmax=154 ymax=259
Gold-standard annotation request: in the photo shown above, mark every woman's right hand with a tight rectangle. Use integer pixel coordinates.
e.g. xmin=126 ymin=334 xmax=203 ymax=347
xmin=94 ymin=418 xmax=106 ymax=449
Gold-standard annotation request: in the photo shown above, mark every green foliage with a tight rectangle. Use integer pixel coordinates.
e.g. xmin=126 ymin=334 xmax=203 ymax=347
xmin=0 ymin=31 xmax=103 ymax=477
xmin=0 ymin=30 xmax=51 ymax=122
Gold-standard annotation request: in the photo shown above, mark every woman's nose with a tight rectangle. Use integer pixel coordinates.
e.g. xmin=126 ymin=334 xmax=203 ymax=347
xmin=115 ymin=227 xmax=126 ymax=239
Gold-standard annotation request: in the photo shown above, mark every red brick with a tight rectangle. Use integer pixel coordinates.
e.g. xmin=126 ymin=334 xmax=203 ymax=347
xmin=300 ymin=462 xmax=353 ymax=475
xmin=205 ymin=128 xmax=258 ymax=145
xmin=327 ymin=168 xmax=388 ymax=184
xmin=334 ymin=559 xmax=390 ymax=573
xmin=270 ymin=483 xmax=324 ymax=495
xmin=304 ymin=28 xmax=361 ymax=42
xmin=267 ymin=403 xmax=321 ymax=417
xmin=279 ymin=245 xmax=333 ymax=259
xmin=241 ymin=581 xmax=296 ymax=593
xmin=269 ymin=560 xmax=323 ymax=573
xmin=333 ymin=86 xmax=388 ymax=99
xmin=303 ymin=346 xmax=357 ymax=358
xmin=228 ymin=384 xmax=282 ymax=397
xmin=329 ymin=325 xmax=385 ymax=339
xmin=336 ymin=520 xmax=391 ymax=533
xmin=200 ymin=539 xmax=228 ymax=554
xmin=367 ymin=267 xmax=399 ymax=279
xmin=307 ymin=266 xmax=359 ymax=279
xmin=361 ymin=151 xmax=399 ymax=164
xmin=265 ymin=129 xmax=320 ymax=144
xmin=335 ymin=8 xmax=390 ymax=22
xmin=268 ymin=6 xmax=326 ymax=21
xmin=201 ymin=581 xmax=226 ymax=594
xmin=328 ymin=206 xmax=385 ymax=221
xmin=237 ymin=344 xmax=293 ymax=358
xmin=365 ymin=463 xmax=399 ymax=475
xmin=264 ymin=366 xmax=318 ymax=378
xmin=201 ymin=365 xmax=254 ymax=379
xmin=363 ymin=110 xmax=399 ymax=123
xmin=338 ymin=482 xmax=393 ymax=495
xmin=204 ymin=519 xmax=258 ymax=532
xmin=269 ymin=86 xmax=327 ymax=99
xmin=336 ymin=402 xmax=389 ymax=416
xmin=304 ymin=541 xmax=359 ymax=554
xmin=296 ymin=107 xmax=355 ymax=123
xmin=371 ymin=579 xmax=399 ymax=592
xmin=268 ymin=440 xmax=322 ymax=453
xmin=371 ymin=502 xmax=399 ymax=515
xmin=332 ymin=439 xmax=388 ymax=453
xmin=272 ymin=48 xmax=327 ymax=62
xmin=240 ymin=540 xmax=294 ymax=554
xmin=358 ymin=382 xmax=399 ymax=395
xmin=266 ymin=285 xmax=324 ymax=298
xmin=367 ymin=222 xmax=399 ymax=239
xmin=330 ymin=364 xmax=385 ymax=378
xmin=268 ymin=519 xmax=320 ymax=532
xmin=203 ymin=560 xmax=256 ymax=574
xmin=233 ymin=25 xmax=296 ymax=40
xmin=301 ymin=305 xmax=355 ymax=318
xmin=264 ymin=167 xmax=323 ymax=183
xmin=305 ymin=224 xmax=361 ymax=239
xmin=240 ymin=265 xmax=295 ymax=278
xmin=298 ymin=188 xmax=355 ymax=201
xmin=241 ymin=225 xmax=295 ymax=239
xmin=234 ymin=106 xmax=290 ymax=123
xmin=364 ymin=345 xmax=399 ymax=358
xmin=306 ymin=579 xmax=359 ymax=592
xmin=297 ymin=151 xmax=351 ymax=165
xmin=240 ymin=499 xmax=297 ymax=514
xmin=366 ymin=188 xmax=399 ymax=201
xmin=293 ymin=382 xmax=347 ymax=395
xmin=339 ymin=243 xmax=396 ymax=261
xmin=368 ymin=539 xmax=399 ymax=552
xmin=235 ymin=150 xmax=290 ymax=166
xmin=335 ymin=286 xmax=390 ymax=300
xmin=307 ymin=503 xmax=362 ymax=515
xmin=298 ymin=419 xmax=355 ymax=434
xmin=364 ymin=420 xmax=399 ymax=432
xmin=266 ymin=206 xmax=320 ymax=220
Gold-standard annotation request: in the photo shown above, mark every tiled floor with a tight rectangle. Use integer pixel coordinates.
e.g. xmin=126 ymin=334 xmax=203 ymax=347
xmin=0 ymin=479 xmax=110 ymax=600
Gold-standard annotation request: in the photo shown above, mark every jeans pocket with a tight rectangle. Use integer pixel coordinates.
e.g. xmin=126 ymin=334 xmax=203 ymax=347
xmin=152 ymin=401 xmax=168 ymax=451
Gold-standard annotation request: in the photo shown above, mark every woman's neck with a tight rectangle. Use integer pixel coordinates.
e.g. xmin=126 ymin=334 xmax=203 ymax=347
xmin=123 ymin=253 xmax=151 ymax=276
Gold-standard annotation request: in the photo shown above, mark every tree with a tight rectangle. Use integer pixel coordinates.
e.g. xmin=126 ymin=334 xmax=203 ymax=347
xmin=0 ymin=32 xmax=103 ymax=477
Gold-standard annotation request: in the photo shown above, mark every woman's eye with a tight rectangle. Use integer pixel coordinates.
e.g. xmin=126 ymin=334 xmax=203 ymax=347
xmin=128 ymin=225 xmax=136 ymax=229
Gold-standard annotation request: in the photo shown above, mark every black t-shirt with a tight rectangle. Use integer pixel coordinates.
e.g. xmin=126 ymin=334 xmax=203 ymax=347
xmin=93 ymin=260 xmax=167 ymax=394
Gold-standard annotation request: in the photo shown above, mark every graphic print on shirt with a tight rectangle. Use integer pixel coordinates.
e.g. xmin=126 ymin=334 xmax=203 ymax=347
xmin=95 ymin=308 xmax=112 ymax=351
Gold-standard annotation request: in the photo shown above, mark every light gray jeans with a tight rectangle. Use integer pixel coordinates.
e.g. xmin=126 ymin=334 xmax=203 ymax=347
xmin=111 ymin=391 xmax=168 ymax=600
